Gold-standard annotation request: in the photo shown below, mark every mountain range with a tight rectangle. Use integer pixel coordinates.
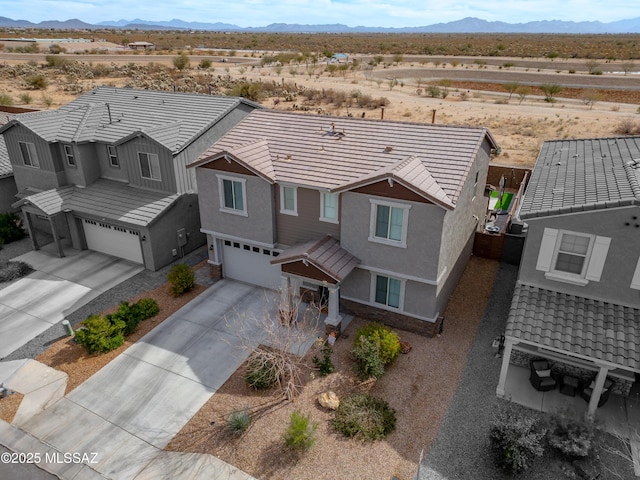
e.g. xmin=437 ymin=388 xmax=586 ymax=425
xmin=0 ymin=16 xmax=639 ymax=34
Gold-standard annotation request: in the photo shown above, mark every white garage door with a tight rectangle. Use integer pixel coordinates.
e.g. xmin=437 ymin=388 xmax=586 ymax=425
xmin=83 ymin=219 xmax=144 ymax=264
xmin=222 ymin=240 xmax=281 ymax=289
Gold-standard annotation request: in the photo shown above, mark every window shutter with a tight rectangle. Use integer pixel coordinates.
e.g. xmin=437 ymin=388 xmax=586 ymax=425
xmin=585 ymin=236 xmax=610 ymax=282
xmin=536 ymin=228 xmax=558 ymax=272
xmin=631 ymin=257 xmax=640 ymax=290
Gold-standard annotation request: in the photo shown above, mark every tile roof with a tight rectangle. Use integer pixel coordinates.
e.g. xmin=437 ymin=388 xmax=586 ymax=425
xmin=18 ymin=179 xmax=179 ymax=227
xmin=519 ymin=136 xmax=640 ymax=219
xmin=0 ymin=87 xmax=260 ymax=154
xmin=506 ymin=283 xmax=640 ymax=372
xmin=271 ymin=235 xmax=360 ymax=283
xmin=193 ymin=110 xmax=497 ymax=208
xmin=0 ymin=112 xmax=13 ymax=178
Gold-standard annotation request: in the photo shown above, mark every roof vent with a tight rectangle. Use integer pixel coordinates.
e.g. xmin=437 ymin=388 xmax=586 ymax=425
xmin=384 ymin=146 xmax=393 ymax=153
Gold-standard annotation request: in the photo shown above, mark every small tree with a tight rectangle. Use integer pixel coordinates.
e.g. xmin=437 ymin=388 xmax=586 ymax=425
xmin=621 ymin=61 xmax=637 ymax=76
xmin=173 ymin=53 xmax=190 ymax=71
xmin=585 ymin=59 xmax=600 ymax=74
xmin=516 ymin=85 xmax=530 ymax=104
xmin=284 ymin=410 xmax=317 ymax=451
xmin=539 ymin=83 xmax=562 ymax=103
xmin=503 ymin=81 xmax=520 ymax=100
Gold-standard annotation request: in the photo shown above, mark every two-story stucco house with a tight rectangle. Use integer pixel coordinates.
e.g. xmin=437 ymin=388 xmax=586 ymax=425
xmin=496 ymin=136 xmax=640 ymax=417
xmin=0 ymin=87 xmax=260 ymax=270
xmin=189 ymin=109 xmax=498 ymax=336
xmin=0 ymin=112 xmax=17 ymax=213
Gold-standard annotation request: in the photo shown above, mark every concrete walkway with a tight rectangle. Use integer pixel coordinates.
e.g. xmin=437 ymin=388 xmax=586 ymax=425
xmin=0 ymin=244 xmax=143 ymax=360
xmin=1 ymin=279 xmax=323 ymax=479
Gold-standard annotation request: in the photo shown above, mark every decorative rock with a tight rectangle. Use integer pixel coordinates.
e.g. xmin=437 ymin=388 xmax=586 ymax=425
xmin=400 ymin=341 xmax=412 ymax=354
xmin=318 ymin=391 xmax=340 ymax=410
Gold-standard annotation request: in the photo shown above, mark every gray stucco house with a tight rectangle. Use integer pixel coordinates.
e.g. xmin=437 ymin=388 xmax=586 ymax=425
xmin=496 ymin=136 xmax=640 ymax=418
xmin=0 ymin=112 xmax=17 ymax=213
xmin=190 ymin=109 xmax=498 ymax=336
xmin=0 ymin=87 xmax=260 ymax=270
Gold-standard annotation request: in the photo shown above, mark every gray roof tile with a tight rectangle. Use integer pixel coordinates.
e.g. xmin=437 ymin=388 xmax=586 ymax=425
xmin=19 ymin=179 xmax=179 ymax=226
xmin=1 ymin=87 xmax=259 ymax=154
xmin=193 ymin=110 xmax=498 ymax=208
xmin=520 ymin=136 xmax=640 ymax=219
xmin=506 ymin=283 xmax=640 ymax=372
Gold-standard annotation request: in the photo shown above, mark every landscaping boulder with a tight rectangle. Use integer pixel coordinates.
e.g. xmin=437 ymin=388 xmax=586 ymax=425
xmin=318 ymin=391 xmax=340 ymax=410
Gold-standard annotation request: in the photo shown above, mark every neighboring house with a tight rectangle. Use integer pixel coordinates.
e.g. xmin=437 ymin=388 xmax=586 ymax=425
xmin=330 ymin=53 xmax=349 ymax=63
xmin=0 ymin=87 xmax=260 ymax=270
xmin=496 ymin=136 xmax=640 ymax=417
xmin=189 ymin=110 xmax=498 ymax=336
xmin=128 ymin=42 xmax=155 ymax=51
xmin=0 ymin=112 xmax=17 ymax=212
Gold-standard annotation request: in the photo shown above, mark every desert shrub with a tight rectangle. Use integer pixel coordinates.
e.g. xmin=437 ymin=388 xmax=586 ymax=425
xmin=199 ymin=58 xmax=212 ymax=69
xmin=133 ymin=297 xmax=160 ymax=321
xmin=25 ymin=74 xmax=48 ymax=90
xmin=427 ymin=85 xmax=442 ymax=98
xmin=19 ymin=93 xmax=32 ymax=104
xmin=167 ymin=263 xmax=195 ymax=297
xmin=0 ymin=261 xmax=33 ymax=283
xmin=0 ymin=93 xmax=13 ymax=106
xmin=228 ymin=409 xmax=251 ymax=434
xmin=245 ymin=353 xmax=279 ymax=389
xmin=613 ymin=119 xmax=640 ymax=135
xmin=284 ymin=410 xmax=317 ymax=450
xmin=45 ymin=54 xmax=68 ymax=67
xmin=108 ymin=298 xmax=159 ymax=335
xmin=547 ymin=413 xmax=593 ymax=458
xmin=173 ymin=53 xmax=190 ymax=70
xmin=490 ymin=406 xmax=546 ymax=474
xmin=353 ymin=322 xmax=400 ymax=365
xmin=312 ymin=343 xmax=334 ymax=376
xmin=332 ymin=393 xmax=396 ymax=441
xmin=74 ymin=315 xmax=126 ymax=354
xmin=227 ymin=81 xmax=264 ymax=102
xmin=353 ymin=335 xmax=385 ymax=379
xmin=0 ymin=212 xmax=26 ymax=245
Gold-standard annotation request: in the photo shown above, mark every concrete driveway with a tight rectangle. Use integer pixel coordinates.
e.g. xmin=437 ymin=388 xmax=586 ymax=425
xmin=10 ymin=280 xmax=322 ymax=479
xmin=0 ymin=244 xmax=143 ymax=359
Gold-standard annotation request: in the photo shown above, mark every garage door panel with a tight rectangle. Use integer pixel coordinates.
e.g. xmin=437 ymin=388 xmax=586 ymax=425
xmin=83 ymin=219 xmax=143 ymax=264
xmin=223 ymin=242 xmax=281 ymax=289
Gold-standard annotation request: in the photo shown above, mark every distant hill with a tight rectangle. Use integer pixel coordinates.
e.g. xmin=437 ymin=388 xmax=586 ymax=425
xmin=1 ymin=15 xmax=639 ymax=33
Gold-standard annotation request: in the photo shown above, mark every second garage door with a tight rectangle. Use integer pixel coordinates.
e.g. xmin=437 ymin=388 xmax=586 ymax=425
xmin=83 ymin=219 xmax=144 ymax=264
xmin=222 ymin=240 xmax=281 ymax=289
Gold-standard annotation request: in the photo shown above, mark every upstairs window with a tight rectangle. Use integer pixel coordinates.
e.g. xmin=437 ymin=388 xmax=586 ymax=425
xmin=107 ymin=145 xmax=119 ymax=168
xmin=19 ymin=141 xmax=39 ymax=168
xmin=63 ymin=144 xmax=76 ymax=167
xmin=138 ymin=152 xmax=161 ymax=181
xmin=217 ymin=175 xmax=247 ymax=216
xmin=369 ymin=199 xmax=410 ymax=247
xmin=280 ymin=185 xmax=297 ymax=215
xmin=320 ymin=192 xmax=338 ymax=223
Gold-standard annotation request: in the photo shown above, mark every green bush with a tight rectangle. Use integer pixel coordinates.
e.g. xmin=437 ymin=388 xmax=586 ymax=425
xmin=74 ymin=315 xmax=126 ymax=354
xmin=353 ymin=323 xmax=400 ymax=365
xmin=245 ymin=353 xmax=279 ymax=389
xmin=199 ymin=58 xmax=212 ymax=69
xmin=353 ymin=335 xmax=385 ymax=379
xmin=133 ymin=297 xmax=160 ymax=320
xmin=547 ymin=413 xmax=593 ymax=458
xmin=0 ymin=212 xmax=26 ymax=245
xmin=25 ymin=74 xmax=48 ymax=90
xmin=0 ymin=93 xmax=13 ymax=106
xmin=173 ymin=53 xmax=190 ymax=70
xmin=228 ymin=409 xmax=251 ymax=434
xmin=167 ymin=263 xmax=195 ymax=297
xmin=312 ymin=343 xmax=334 ymax=376
xmin=107 ymin=298 xmax=159 ymax=335
xmin=284 ymin=410 xmax=317 ymax=450
xmin=0 ymin=261 xmax=33 ymax=283
xmin=332 ymin=393 xmax=396 ymax=441
xmin=490 ymin=406 xmax=546 ymax=474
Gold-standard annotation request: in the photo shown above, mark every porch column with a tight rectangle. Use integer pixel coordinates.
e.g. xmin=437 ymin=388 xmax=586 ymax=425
xmin=278 ymin=275 xmax=295 ymax=325
xmin=325 ymin=285 xmax=342 ymax=335
xmin=496 ymin=337 xmax=514 ymax=398
xmin=587 ymin=365 xmax=609 ymax=421
xmin=22 ymin=211 xmax=39 ymax=251
xmin=48 ymin=215 xmax=65 ymax=258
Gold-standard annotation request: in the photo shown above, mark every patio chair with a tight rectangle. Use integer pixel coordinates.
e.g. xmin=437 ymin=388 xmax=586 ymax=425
xmin=529 ymin=359 xmax=557 ymax=391
xmin=580 ymin=377 xmax=615 ymax=408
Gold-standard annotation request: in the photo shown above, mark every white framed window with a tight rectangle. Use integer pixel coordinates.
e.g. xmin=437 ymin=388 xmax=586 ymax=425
xmin=320 ymin=192 xmax=339 ymax=223
xmin=536 ymin=228 xmax=610 ymax=285
xmin=19 ymin=141 xmax=39 ymax=168
xmin=138 ymin=152 xmax=161 ymax=181
xmin=371 ymin=274 xmax=403 ymax=309
xmin=63 ymin=144 xmax=76 ymax=167
xmin=279 ymin=185 xmax=298 ymax=215
xmin=217 ymin=174 xmax=247 ymax=216
xmin=107 ymin=145 xmax=119 ymax=168
xmin=368 ymin=199 xmax=410 ymax=248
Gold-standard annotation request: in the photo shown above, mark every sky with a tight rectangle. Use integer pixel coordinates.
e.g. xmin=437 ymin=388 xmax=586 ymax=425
xmin=0 ymin=0 xmax=637 ymax=28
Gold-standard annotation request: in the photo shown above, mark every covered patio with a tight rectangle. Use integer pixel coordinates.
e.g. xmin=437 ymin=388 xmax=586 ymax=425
xmin=497 ymin=283 xmax=640 ymax=421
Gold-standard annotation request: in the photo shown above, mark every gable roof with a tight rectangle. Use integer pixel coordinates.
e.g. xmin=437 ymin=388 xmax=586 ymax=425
xmin=0 ymin=112 xmax=13 ymax=178
xmin=507 ymin=283 xmax=640 ymax=373
xmin=192 ymin=110 xmax=497 ymax=208
xmin=15 ymin=179 xmax=179 ymax=227
xmin=0 ymin=87 xmax=261 ymax=155
xmin=519 ymin=136 xmax=640 ymax=220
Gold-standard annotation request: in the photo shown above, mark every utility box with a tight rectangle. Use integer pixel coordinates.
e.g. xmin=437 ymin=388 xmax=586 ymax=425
xmin=177 ymin=228 xmax=187 ymax=247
